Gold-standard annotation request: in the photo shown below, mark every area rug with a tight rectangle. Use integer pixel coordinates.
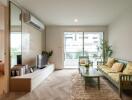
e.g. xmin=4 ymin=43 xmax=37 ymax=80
xmin=71 ymin=73 xmax=121 ymax=100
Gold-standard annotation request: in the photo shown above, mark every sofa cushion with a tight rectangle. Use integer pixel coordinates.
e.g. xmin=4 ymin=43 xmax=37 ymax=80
xmin=99 ymin=65 xmax=107 ymax=68
xmin=101 ymin=67 xmax=112 ymax=73
xmin=123 ymin=62 xmax=132 ymax=74
xmin=106 ymin=57 xmax=115 ymax=67
xmin=108 ymin=72 xmax=121 ymax=83
xmin=111 ymin=62 xmax=123 ymax=72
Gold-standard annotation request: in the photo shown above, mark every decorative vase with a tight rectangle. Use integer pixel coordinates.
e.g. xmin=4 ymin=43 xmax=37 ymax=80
xmin=37 ymin=54 xmax=48 ymax=69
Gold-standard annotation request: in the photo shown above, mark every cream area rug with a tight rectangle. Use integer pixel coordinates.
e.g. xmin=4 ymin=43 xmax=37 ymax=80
xmin=71 ymin=73 xmax=121 ymax=100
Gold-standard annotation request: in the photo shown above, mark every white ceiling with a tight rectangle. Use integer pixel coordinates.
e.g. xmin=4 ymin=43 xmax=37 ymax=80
xmin=13 ymin=0 xmax=132 ymax=26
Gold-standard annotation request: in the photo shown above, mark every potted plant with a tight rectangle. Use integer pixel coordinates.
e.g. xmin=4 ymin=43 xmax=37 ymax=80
xmin=41 ymin=50 xmax=53 ymax=63
xmin=98 ymin=39 xmax=113 ymax=63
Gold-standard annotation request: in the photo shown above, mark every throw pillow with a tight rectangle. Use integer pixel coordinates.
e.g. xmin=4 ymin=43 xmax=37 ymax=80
xmin=106 ymin=57 xmax=115 ymax=67
xmin=123 ymin=62 xmax=132 ymax=74
xmin=80 ymin=59 xmax=88 ymax=65
xmin=80 ymin=59 xmax=85 ymax=64
xmin=111 ymin=62 xmax=123 ymax=72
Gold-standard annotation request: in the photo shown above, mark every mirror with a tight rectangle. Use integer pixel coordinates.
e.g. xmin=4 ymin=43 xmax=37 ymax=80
xmin=9 ymin=1 xmax=43 ymax=77
xmin=10 ymin=2 xmax=22 ymax=68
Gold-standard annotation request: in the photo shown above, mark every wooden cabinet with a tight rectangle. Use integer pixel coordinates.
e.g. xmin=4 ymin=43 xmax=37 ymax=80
xmin=10 ymin=64 xmax=54 ymax=92
xmin=0 ymin=4 xmax=8 ymax=95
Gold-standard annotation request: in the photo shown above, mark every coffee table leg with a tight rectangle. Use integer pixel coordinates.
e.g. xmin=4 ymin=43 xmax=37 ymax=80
xmin=85 ymin=78 xmax=87 ymax=90
xmin=85 ymin=81 xmax=86 ymax=90
xmin=97 ymin=77 xmax=100 ymax=90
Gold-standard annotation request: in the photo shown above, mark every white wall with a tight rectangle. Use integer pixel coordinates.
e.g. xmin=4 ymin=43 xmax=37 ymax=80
xmin=46 ymin=26 xmax=108 ymax=69
xmin=108 ymin=8 xmax=132 ymax=61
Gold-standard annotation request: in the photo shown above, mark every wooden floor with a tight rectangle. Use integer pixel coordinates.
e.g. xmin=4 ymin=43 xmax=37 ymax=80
xmin=0 ymin=69 xmax=76 ymax=100
xmin=0 ymin=69 xmax=132 ymax=100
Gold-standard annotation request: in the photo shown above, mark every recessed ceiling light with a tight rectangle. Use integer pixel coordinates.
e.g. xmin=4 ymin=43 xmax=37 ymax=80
xmin=74 ymin=18 xmax=78 ymax=22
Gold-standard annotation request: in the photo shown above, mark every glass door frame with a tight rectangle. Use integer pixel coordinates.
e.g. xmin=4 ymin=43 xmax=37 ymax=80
xmin=64 ymin=32 xmax=104 ymax=68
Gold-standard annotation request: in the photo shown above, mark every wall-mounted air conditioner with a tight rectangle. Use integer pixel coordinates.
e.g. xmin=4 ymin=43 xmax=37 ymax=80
xmin=23 ymin=11 xmax=45 ymax=32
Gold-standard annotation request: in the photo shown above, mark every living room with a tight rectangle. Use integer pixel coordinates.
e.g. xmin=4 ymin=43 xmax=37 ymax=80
xmin=0 ymin=0 xmax=132 ymax=100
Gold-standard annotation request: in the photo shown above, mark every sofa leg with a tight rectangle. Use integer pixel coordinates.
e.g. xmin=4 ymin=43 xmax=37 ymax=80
xmin=119 ymin=87 xmax=122 ymax=98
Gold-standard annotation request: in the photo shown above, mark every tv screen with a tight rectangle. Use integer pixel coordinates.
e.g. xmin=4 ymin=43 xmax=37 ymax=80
xmin=17 ymin=55 xmax=22 ymax=65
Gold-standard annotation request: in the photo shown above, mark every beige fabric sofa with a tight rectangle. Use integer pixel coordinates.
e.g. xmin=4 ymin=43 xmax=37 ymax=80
xmin=98 ymin=58 xmax=132 ymax=97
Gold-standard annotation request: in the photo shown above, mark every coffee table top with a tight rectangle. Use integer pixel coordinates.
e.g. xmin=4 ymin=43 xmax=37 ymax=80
xmin=81 ymin=67 xmax=101 ymax=77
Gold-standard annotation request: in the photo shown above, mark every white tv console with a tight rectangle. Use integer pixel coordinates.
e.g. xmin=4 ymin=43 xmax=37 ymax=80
xmin=10 ymin=64 xmax=54 ymax=92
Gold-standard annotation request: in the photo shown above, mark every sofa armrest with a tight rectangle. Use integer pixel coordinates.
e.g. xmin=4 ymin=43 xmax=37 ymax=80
xmin=119 ymin=74 xmax=132 ymax=88
xmin=119 ymin=74 xmax=132 ymax=81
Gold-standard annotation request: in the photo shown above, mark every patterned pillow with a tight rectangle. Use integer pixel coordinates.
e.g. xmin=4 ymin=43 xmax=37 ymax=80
xmin=106 ymin=57 xmax=115 ymax=67
xmin=111 ymin=62 xmax=123 ymax=72
xmin=123 ymin=62 xmax=132 ymax=74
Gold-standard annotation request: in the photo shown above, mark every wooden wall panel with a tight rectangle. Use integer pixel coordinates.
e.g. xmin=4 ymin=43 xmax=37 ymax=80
xmin=0 ymin=4 xmax=9 ymax=95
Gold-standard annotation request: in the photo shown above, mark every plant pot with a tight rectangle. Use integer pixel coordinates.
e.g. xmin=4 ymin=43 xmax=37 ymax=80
xmin=36 ymin=54 xmax=48 ymax=69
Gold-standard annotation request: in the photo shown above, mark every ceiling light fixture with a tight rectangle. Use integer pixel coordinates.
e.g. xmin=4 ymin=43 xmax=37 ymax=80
xmin=74 ymin=18 xmax=78 ymax=23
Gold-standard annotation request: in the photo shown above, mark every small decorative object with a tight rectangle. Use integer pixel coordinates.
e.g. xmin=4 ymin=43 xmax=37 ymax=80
xmin=85 ymin=63 xmax=90 ymax=73
xmin=41 ymin=50 xmax=53 ymax=64
xmin=11 ymin=70 xmax=15 ymax=76
xmin=29 ymin=68 xmax=34 ymax=73
xmin=16 ymin=70 xmax=20 ymax=76
xmin=11 ymin=65 xmax=28 ymax=76
xmin=25 ymin=65 xmax=30 ymax=74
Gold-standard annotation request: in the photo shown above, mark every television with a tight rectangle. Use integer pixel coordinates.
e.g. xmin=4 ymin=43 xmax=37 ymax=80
xmin=17 ymin=55 xmax=22 ymax=65
xmin=36 ymin=55 xmax=48 ymax=69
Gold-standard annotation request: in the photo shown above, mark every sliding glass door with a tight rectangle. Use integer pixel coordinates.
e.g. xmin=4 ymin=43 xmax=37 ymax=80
xmin=64 ymin=32 xmax=103 ymax=68
xmin=84 ymin=32 xmax=103 ymax=66
xmin=64 ymin=32 xmax=83 ymax=68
